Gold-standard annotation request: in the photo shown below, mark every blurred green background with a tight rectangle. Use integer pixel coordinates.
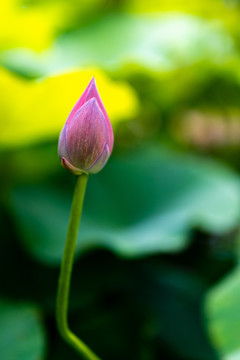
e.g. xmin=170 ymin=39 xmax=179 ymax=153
xmin=1 ymin=0 xmax=240 ymax=359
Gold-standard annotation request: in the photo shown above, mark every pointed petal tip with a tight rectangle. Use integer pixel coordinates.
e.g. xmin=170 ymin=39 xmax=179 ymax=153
xmin=89 ymin=76 xmax=96 ymax=86
xmin=84 ymin=97 xmax=99 ymax=108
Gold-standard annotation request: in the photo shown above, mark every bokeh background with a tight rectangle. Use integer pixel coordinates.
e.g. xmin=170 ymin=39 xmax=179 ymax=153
xmin=1 ymin=1 xmax=240 ymax=359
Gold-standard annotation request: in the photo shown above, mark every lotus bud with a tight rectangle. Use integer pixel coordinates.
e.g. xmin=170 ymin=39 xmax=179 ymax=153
xmin=58 ymin=77 xmax=114 ymax=175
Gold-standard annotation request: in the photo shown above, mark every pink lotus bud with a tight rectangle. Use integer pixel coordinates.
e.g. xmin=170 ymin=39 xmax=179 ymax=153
xmin=58 ymin=77 xmax=114 ymax=175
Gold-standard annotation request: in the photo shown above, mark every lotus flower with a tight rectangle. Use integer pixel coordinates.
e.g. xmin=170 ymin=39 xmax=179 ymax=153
xmin=58 ymin=77 xmax=114 ymax=175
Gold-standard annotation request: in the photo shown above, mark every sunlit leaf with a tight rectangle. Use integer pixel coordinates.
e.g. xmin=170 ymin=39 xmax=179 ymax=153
xmin=206 ymin=267 xmax=240 ymax=359
xmin=0 ymin=0 xmax=64 ymax=51
xmin=0 ymin=13 xmax=234 ymax=77
xmin=0 ymin=66 xmax=139 ymax=148
xmin=10 ymin=146 xmax=240 ymax=264
xmin=126 ymin=0 xmax=239 ymax=23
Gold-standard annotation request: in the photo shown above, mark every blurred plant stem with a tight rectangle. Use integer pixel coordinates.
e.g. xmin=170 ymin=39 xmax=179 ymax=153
xmin=56 ymin=174 xmax=101 ymax=360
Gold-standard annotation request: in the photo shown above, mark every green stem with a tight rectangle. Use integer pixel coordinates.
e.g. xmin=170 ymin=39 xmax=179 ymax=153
xmin=56 ymin=174 xmax=101 ymax=360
